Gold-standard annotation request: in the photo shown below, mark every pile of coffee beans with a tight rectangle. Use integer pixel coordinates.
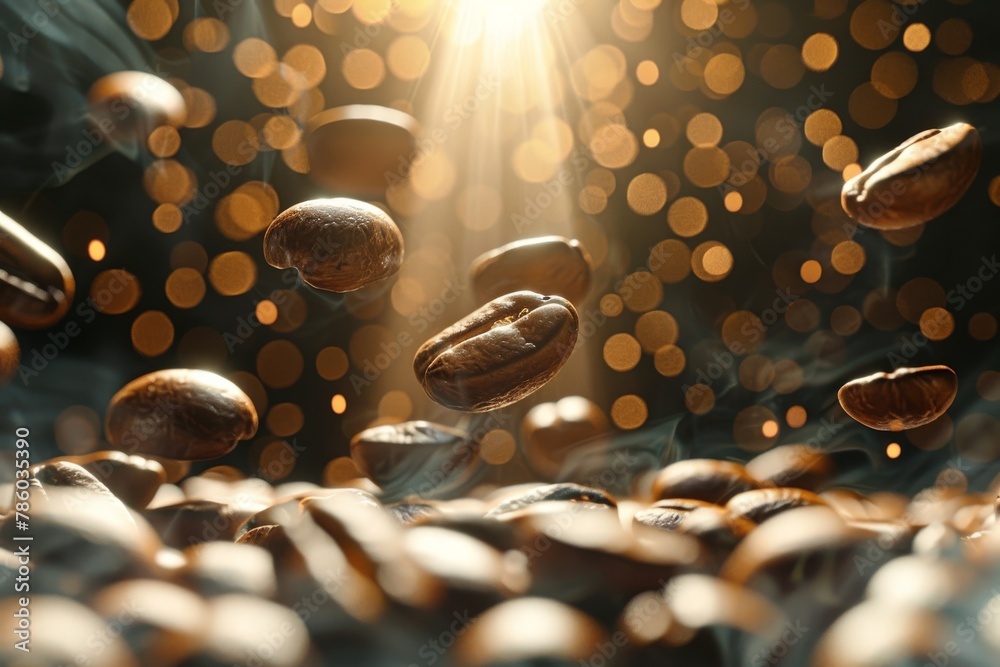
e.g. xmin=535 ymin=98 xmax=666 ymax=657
xmin=4 ymin=420 xmax=1000 ymax=666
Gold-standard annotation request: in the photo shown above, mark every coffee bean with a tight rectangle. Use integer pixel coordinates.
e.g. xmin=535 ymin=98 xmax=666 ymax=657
xmin=91 ymin=579 xmax=207 ymax=666
xmin=469 ymin=236 xmax=592 ymax=305
xmin=636 ymin=500 xmax=755 ymax=560
xmin=812 ymin=601 xmax=944 ymax=667
xmin=87 ymin=71 xmax=186 ymax=142
xmin=745 ymin=444 xmax=833 ymax=491
xmin=650 ymin=459 xmax=765 ymax=504
xmin=349 ymin=420 xmax=480 ymax=497
xmin=0 ymin=321 xmax=18 ymax=383
xmin=842 ymin=122 xmax=981 ymax=229
xmin=837 ymin=365 xmax=957 ymax=431
xmin=305 ymin=105 xmax=418 ymax=196
xmin=182 ymin=541 xmax=277 ymax=598
xmin=47 ymin=451 xmax=166 ymax=509
xmin=143 ymin=500 xmax=257 ymax=549
xmin=263 ymin=198 xmax=404 ymax=293
xmin=29 ymin=461 xmax=135 ymax=525
xmin=725 ymin=487 xmax=827 ymax=524
xmin=520 ymin=396 xmax=609 ymax=480
xmin=105 ymin=368 xmax=258 ymax=460
xmin=485 ymin=482 xmax=616 ymax=518
xmin=0 ymin=209 xmax=75 ymax=329
xmin=453 ymin=598 xmax=608 ymax=666
xmin=414 ymin=291 xmax=579 ymax=412
xmin=0 ymin=596 xmax=139 ymax=666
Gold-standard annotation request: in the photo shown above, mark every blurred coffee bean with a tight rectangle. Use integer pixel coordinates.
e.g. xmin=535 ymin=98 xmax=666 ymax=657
xmin=454 ymin=598 xmax=607 ymax=666
xmin=635 ymin=501 xmax=754 ymax=561
xmin=183 ymin=541 xmax=277 ymax=598
xmin=385 ymin=501 xmax=439 ymax=524
xmin=726 ymin=487 xmax=827 ymax=524
xmin=1 ymin=491 xmax=159 ymax=596
xmin=485 ymin=483 xmax=616 ymax=518
xmin=403 ymin=526 xmax=530 ymax=612
xmin=745 ymin=444 xmax=834 ymax=491
xmin=520 ymin=396 xmax=610 ymax=480
xmin=821 ymin=488 xmax=906 ymax=522
xmin=147 ymin=457 xmax=191 ymax=484
xmin=666 ymin=574 xmax=784 ymax=637
xmin=842 ymin=122 xmax=981 ymax=229
xmin=837 ymin=365 xmax=957 ymax=431
xmin=414 ymin=291 xmax=579 ymax=412
xmin=263 ymin=198 xmax=404 ymax=293
xmin=87 ymin=71 xmax=186 ymax=142
xmin=812 ymin=600 xmax=944 ymax=667
xmin=721 ymin=507 xmax=874 ymax=600
xmin=305 ymin=105 xmax=418 ymax=196
xmin=349 ymin=420 xmax=479 ymax=498
xmin=866 ymin=555 xmax=974 ymax=609
xmin=650 ymin=459 xmax=765 ymax=504
xmin=105 ymin=369 xmax=259 ymax=460
xmin=0 ymin=209 xmax=75 ymax=329
xmin=469 ymin=236 xmax=592 ymax=305
xmin=144 ymin=500 xmax=260 ymax=550
xmin=0 ymin=321 xmax=18 ymax=383
xmin=303 ymin=490 xmax=437 ymax=608
xmin=48 ymin=451 xmax=165 ymax=509
xmin=30 ymin=460 xmax=135 ymax=525
xmin=196 ymin=595 xmax=312 ymax=667
xmin=91 ymin=579 xmax=207 ymax=667
xmin=235 ymin=495 xmax=305 ymax=539
xmin=0 ymin=596 xmax=138 ymax=666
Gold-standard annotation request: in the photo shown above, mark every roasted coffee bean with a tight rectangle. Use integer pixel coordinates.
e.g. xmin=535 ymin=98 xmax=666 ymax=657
xmin=91 ymin=579 xmax=207 ymax=667
xmin=725 ymin=487 xmax=827 ymax=524
xmin=842 ymin=122 xmax=981 ymax=229
xmin=520 ymin=396 xmax=609 ymax=480
xmin=454 ymin=598 xmax=607 ymax=666
xmin=144 ymin=500 xmax=258 ymax=549
xmin=0 ymin=596 xmax=139 ymax=666
xmin=182 ymin=541 xmax=277 ymax=598
xmin=485 ymin=482 xmax=616 ymax=518
xmin=48 ymin=451 xmax=166 ymax=509
xmin=636 ymin=501 xmax=755 ymax=560
xmin=837 ymin=365 xmax=957 ymax=431
xmin=196 ymin=595 xmax=311 ymax=667
xmin=0 ymin=209 xmax=75 ymax=329
xmin=469 ymin=236 xmax=592 ymax=305
xmin=0 ymin=321 xmax=18 ymax=383
xmin=263 ymin=198 xmax=404 ymax=293
xmin=665 ymin=574 xmax=783 ymax=637
xmin=349 ymin=420 xmax=479 ymax=497
xmin=29 ymin=461 xmax=135 ymax=525
xmin=414 ymin=291 xmax=579 ymax=412
xmin=88 ymin=71 xmax=186 ymax=141
xmin=745 ymin=444 xmax=833 ymax=491
xmin=305 ymin=105 xmax=418 ymax=196
xmin=650 ymin=459 xmax=765 ymax=504
xmin=813 ymin=601 xmax=944 ymax=667
xmin=105 ymin=368 xmax=259 ymax=460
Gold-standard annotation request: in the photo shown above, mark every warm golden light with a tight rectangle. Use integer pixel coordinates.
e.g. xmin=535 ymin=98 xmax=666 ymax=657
xmin=448 ymin=0 xmax=548 ymax=44
xmin=88 ymin=239 xmax=106 ymax=261
xmin=886 ymin=442 xmax=902 ymax=459
xmin=331 ymin=394 xmax=347 ymax=414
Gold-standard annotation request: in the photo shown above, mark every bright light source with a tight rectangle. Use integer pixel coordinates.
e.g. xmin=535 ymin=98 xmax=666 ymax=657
xmin=88 ymin=239 xmax=106 ymax=261
xmin=448 ymin=0 xmax=549 ymax=45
